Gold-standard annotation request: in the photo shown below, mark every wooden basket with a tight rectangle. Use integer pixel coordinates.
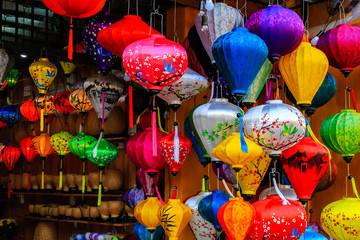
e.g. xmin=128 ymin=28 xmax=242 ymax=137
xmin=33 ymin=222 xmax=58 ymax=240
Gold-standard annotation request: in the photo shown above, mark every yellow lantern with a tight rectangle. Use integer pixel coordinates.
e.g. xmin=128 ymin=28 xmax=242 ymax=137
xmin=158 ymin=199 xmax=191 ymax=240
xmin=59 ymin=61 xmax=76 ymax=76
xmin=34 ymin=94 xmax=57 ymax=132
xmin=29 ymin=58 xmax=58 ymax=95
xmin=212 ymin=132 xmax=264 ymax=172
xmin=135 ymin=197 xmax=162 ymax=232
xmin=279 ymin=42 xmax=329 ymax=110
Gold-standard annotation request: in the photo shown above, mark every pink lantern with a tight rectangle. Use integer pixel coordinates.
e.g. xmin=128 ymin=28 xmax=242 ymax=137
xmin=136 ymin=167 xmax=164 ymax=196
xmin=126 ymin=131 xmax=143 ymax=168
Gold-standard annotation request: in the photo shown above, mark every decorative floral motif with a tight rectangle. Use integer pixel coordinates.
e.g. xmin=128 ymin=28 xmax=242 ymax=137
xmin=68 ymin=89 xmax=93 ymax=112
xmin=29 ymin=58 xmax=58 ymax=94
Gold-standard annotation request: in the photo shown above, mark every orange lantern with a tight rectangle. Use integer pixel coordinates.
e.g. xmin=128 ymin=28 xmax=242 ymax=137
xmin=34 ymin=94 xmax=57 ymax=132
xmin=20 ymin=99 xmax=40 ymax=136
xmin=135 ymin=197 xmax=162 ymax=232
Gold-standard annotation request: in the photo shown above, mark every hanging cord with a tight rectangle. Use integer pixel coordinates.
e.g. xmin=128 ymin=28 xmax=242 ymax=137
xmin=272 ymin=172 xmax=289 ymax=205
xmin=93 ymin=75 xmax=106 ymax=158
xmin=127 ymin=0 xmax=139 ymax=16
xmin=348 ymin=175 xmax=360 ymax=199
xmin=173 ymin=0 xmax=179 ymax=43
xmin=222 ymin=179 xmax=235 ymax=197
xmin=152 ymin=96 xmax=157 ymax=157
xmin=150 ymin=0 xmax=164 ymax=35
xmin=266 ymin=81 xmax=272 ymax=101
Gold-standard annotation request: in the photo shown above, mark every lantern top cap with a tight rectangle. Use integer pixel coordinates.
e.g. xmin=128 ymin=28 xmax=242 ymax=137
xmin=265 ymin=100 xmax=283 ymax=104
xmin=168 ymin=199 xmax=181 ymax=202
xmin=341 ymin=197 xmax=360 ymax=201
xmin=267 ymin=195 xmax=282 ymax=200
xmin=300 ymin=42 xmax=311 ymax=47
xmin=147 ymin=197 xmax=160 ymax=200
xmin=229 ymin=197 xmax=243 ymax=201
xmin=124 ymin=15 xmax=142 ymax=20
xmin=212 ymin=190 xmax=226 ymax=194
xmin=210 ymin=98 xmax=229 ymax=103
xmin=232 ymin=27 xmax=249 ymax=33
xmin=340 ymin=109 xmax=357 ymax=113
xmin=38 ymin=58 xmax=50 ymax=61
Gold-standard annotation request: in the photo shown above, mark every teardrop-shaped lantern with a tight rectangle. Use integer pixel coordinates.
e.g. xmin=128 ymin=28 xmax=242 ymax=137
xmin=135 ymin=197 xmax=162 ymax=232
xmin=0 ymin=104 xmax=22 ymax=128
xmin=245 ymin=5 xmax=304 ymax=63
xmin=158 ymin=199 xmax=192 ymax=240
xmin=320 ymin=109 xmax=360 ymax=163
xmin=243 ymin=100 xmax=306 ymax=157
xmin=133 ymin=222 xmax=163 ymax=240
xmin=192 ymin=98 xmax=240 ymax=162
xmin=29 ymin=58 xmax=58 ymax=95
xmin=279 ymin=42 xmax=329 ymax=110
xmin=217 ymin=197 xmax=255 ymax=240
xmin=69 ymin=88 xmax=93 ymax=112
xmin=1 ymin=145 xmax=21 ymax=198
xmin=19 ymin=136 xmax=38 ymax=191
xmin=124 ymin=185 xmax=146 ymax=209
xmin=281 ymin=136 xmax=329 ymax=204
xmin=6 ymin=69 xmax=20 ymax=88
xmin=59 ymin=61 xmax=76 ymax=77
xmin=195 ymin=3 xmax=244 ymax=62
xmin=212 ymin=27 xmax=268 ymax=100
xmin=136 ymin=168 xmax=164 ymax=196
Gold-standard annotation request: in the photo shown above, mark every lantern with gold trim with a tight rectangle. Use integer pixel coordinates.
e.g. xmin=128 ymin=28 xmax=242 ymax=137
xmin=34 ymin=94 xmax=57 ymax=132
xmin=135 ymin=197 xmax=162 ymax=233
xmin=29 ymin=58 xmax=57 ymax=95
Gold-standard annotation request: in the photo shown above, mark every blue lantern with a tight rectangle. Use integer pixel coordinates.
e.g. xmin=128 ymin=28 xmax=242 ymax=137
xmin=184 ymin=117 xmax=208 ymax=166
xmin=198 ymin=190 xmax=230 ymax=230
xmin=0 ymin=104 xmax=22 ymax=127
xmin=285 ymin=73 xmax=337 ymax=116
xmin=212 ymin=27 xmax=268 ymax=101
xmin=133 ymin=222 xmax=163 ymax=240
xmin=299 ymin=227 xmax=328 ymax=240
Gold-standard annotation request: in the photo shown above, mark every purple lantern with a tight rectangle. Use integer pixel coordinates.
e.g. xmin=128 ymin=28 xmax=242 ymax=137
xmin=82 ymin=12 xmax=117 ymax=74
xmin=245 ymin=5 xmax=304 ymax=63
xmin=212 ymin=162 xmax=237 ymax=187
xmin=212 ymin=76 xmax=237 ymax=104
xmin=124 ymin=185 xmax=146 ymax=208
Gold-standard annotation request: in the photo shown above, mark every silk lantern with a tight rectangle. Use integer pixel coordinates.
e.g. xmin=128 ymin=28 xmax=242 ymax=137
xmin=68 ymin=132 xmax=96 ymax=194
xmin=285 ymin=72 xmax=337 ymax=116
xmin=212 ymin=162 xmax=237 ymax=187
xmin=279 ymin=42 xmax=329 ymax=110
xmin=54 ymin=90 xmax=76 ymax=116
xmin=31 ymin=133 xmax=54 ymax=189
xmin=185 ymin=192 xmax=217 ymax=240
xmin=213 ymin=76 xmax=238 ymax=105
xmin=124 ymin=185 xmax=146 ymax=209
xmin=245 ymin=5 xmax=304 ymax=63
xmin=136 ymin=168 xmax=164 ymax=196
xmin=317 ymin=23 xmax=360 ymax=77
xmin=160 ymin=127 xmax=192 ymax=176
xmin=127 ymin=131 xmax=144 ymax=168
xmin=299 ymin=227 xmax=328 ymax=240
xmin=185 ymin=117 xmax=208 ymax=167
xmin=20 ymin=99 xmax=40 ymax=135
xmin=217 ymin=197 xmax=256 ymax=240
xmin=315 ymin=160 xmax=337 ymax=193
xmin=158 ymin=199 xmax=191 ymax=240
xmin=281 ymin=136 xmax=329 ymax=204
xmin=42 ymin=0 xmax=105 ymax=61
xmin=6 ymin=69 xmax=20 ymax=88
xmin=183 ymin=37 xmax=207 ymax=78
xmin=69 ymin=88 xmax=93 ymax=112
xmin=34 ymin=94 xmax=57 ymax=132
xmin=321 ymin=197 xmax=360 ymax=239
xmin=122 ymin=34 xmax=188 ymax=92
xmin=248 ymin=195 xmax=307 ymax=239
xmin=212 ymin=27 xmax=268 ymax=100
xmin=198 ymin=190 xmax=231 ymax=230
xmin=82 ymin=12 xmax=117 ymax=74
xmin=259 ymin=184 xmax=298 ymax=201
xmin=320 ymin=109 xmax=360 ymax=163
xmin=1 ymin=145 xmax=21 ymax=198
xmin=133 ymin=222 xmax=163 ymax=240
xmin=0 ymin=48 xmax=9 ymax=85
xmin=85 ymin=138 xmax=118 ymax=205
xmin=135 ymin=197 xmax=162 ymax=232
xmin=29 ymin=58 xmax=57 ymax=94
xmin=192 ymin=98 xmax=240 ymax=162
xmin=59 ymin=61 xmax=76 ymax=77
xmin=195 ymin=3 xmax=243 ymax=62
xmin=19 ymin=136 xmax=38 ymax=191
xmin=157 ymin=68 xmax=208 ymax=111
xmin=50 ymin=131 xmax=73 ymax=189
xmin=0 ymin=104 xmax=22 ymax=127
xmin=243 ymin=100 xmax=306 ymax=158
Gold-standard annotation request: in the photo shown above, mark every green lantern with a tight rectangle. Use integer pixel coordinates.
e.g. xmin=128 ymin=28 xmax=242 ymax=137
xmin=85 ymin=138 xmax=118 ymax=205
xmin=320 ymin=109 xmax=360 ymax=164
xmin=6 ymin=69 xmax=20 ymax=88
xmin=241 ymin=59 xmax=272 ymax=108
xmin=50 ymin=131 xmax=73 ymax=190
xmin=68 ymin=132 xmax=96 ymax=194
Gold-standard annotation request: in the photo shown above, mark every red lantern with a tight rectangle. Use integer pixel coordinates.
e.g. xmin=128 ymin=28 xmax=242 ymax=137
xmin=248 ymin=195 xmax=307 ymax=239
xmin=19 ymin=136 xmax=38 ymax=191
xmin=20 ymin=99 xmax=40 ymax=135
xmin=97 ymin=15 xmax=159 ymax=58
xmin=42 ymin=0 xmax=105 ymax=61
xmin=138 ymin=109 xmax=157 ymax=131
xmin=54 ymin=90 xmax=75 ymax=115
xmin=160 ymin=126 xmax=192 ymax=176
xmin=2 ymin=145 xmax=21 ymax=198
xmin=0 ymin=121 xmax=6 ymax=128
xmin=281 ymin=136 xmax=329 ymax=204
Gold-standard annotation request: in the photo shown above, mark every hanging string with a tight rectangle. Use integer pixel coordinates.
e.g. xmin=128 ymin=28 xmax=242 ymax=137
xmin=59 ymin=156 xmax=63 ymax=189
xmin=349 ymin=175 xmax=360 ymax=199
xmin=155 ymin=185 xmax=165 ymax=205
xmin=209 ymin=81 xmax=215 ymax=101
xmin=82 ymin=159 xmax=86 ymax=195
xmin=8 ymin=172 xmax=11 ymax=199
xmin=266 ymin=81 xmax=272 ymax=101
xmin=98 ymin=167 xmax=103 ymax=206
xmin=173 ymin=0 xmax=179 ymax=43
xmin=129 ymin=82 xmax=133 ymax=128
xmin=157 ymin=107 xmax=167 ymax=133
xmin=152 ymin=96 xmax=157 ymax=157
xmin=351 ymin=89 xmax=357 ymax=111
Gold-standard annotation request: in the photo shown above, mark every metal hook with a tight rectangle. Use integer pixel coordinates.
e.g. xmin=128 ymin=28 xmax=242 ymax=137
xmin=149 ymin=0 xmax=164 ymax=35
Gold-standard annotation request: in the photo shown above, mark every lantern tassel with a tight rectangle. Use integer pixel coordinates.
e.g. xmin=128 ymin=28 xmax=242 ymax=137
xmin=238 ymin=111 xmax=248 ymax=153
xmin=222 ymin=179 xmax=235 ymax=197
xmin=174 ymin=122 xmax=180 ymax=163
xmin=157 ymin=107 xmax=167 ymax=133
xmin=68 ymin=18 xmax=74 ymax=61
xmin=170 ymin=187 xmax=177 ymax=199
xmin=350 ymin=89 xmax=358 ymax=112
xmin=272 ymin=175 xmax=289 ymax=205
xmin=41 ymin=158 xmax=45 ymax=190
xmin=8 ymin=173 xmax=11 ymax=199
xmin=129 ymin=83 xmax=133 ymax=128
xmin=155 ymin=185 xmax=165 ymax=205
xmin=201 ymin=177 xmax=206 ymax=192
xmin=27 ymin=162 xmax=31 ymax=191
xmin=349 ymin=175 xmax=360 ymax=200
xmin=82 ymin=159 xmax=86 ymax=195
xmin=40 ymin=108 xmax=44 ymax=132
xmin=59 ymin=156 xmax=63 ymax=189
xmin=98 ymin=167 xmax=103 ymax=206
xmin=152 ymin=96 xmax=157 ymax=157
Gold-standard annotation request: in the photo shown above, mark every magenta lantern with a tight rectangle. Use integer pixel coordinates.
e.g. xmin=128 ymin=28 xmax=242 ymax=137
xmin=126 ymin=131 xmax=143 ymax=168
xmin=136 ymin=167 xmax=164 ymax=196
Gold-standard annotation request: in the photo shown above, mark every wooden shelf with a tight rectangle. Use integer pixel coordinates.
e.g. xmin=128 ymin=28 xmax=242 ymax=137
xmin=24 ymin=215 xmax=135 ymax=227
xmin=1 ymin=191 xmax=124 ymax=198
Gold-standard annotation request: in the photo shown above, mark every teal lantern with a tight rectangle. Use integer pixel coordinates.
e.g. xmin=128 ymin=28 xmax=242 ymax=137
xmin=6 ymin=69 xmax=20 ymax=88
xmin=68 ymin=132 xmax=96 ymax=194
xmin=85 ymin=138 xmax=118 ymax=205
xmin=320 ymin=109 xmax=360 ymax=163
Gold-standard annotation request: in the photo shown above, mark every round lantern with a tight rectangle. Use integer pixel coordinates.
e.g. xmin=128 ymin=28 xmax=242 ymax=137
xmin=320 ymin=109 xmax=360 ymax=163
xmin=248 ymin=195 xmax=307 ymax=239
xmin=217 ymin=197 xmax=255 ymax=240
xmin=321 ymin=197 xmax=360 ymax=240
xmin=285 ymin=72 xmax=337 ymax=116
xmin=20 ymin=99 xmax=40 ymax=134
xmin=198 ymin=190 xmax=231 ymax=231
xmin=124 ymin=185 xmax=146 ymax=209
xmin=133 ymin=222 xmax=163 ymax=240
xmin=6 ymin=69 xmax=20 ymax=88
xmin=135 ymin=197 xmax=162 ymax=232
xmin=279 ymin=42 xmax=329 ymax=110
xmin=122 ymin=34 xmax=188 ymax=92
xmin=29 ymin=58 xmax=57 ymax=95
xmin=34 ymin=94 xmax=57 ymax=132
xmin=97 ymin=15 xmax=159 ymax=58
xmin=0 ymin=104 xmax=22 ymax=128
xmin=212 ymin=27 xmax=268 ymax=100
xmin=192 ymin=98 xmax=240 ymax=162
xmin=281 ymin=136 xmax=329 ymax=204
xmin=158 ymin=199 xmax=191 ymax=240
xmin=2 ymin=145 xmax=21 ymax=198
xmin=42 ymin=0 xmax=105 ymax=61
xmin=317 ymin=23 xmax=360 ymax=77
xmin=160 ymin=126 xmax=192 ymax=176
xmin=69 ymin=88 xmax=93 ymax=112
xmin=195 ymin=3 xmax=243 ymax=62
xmin=136 ymin=168 xmax=164 ymax=196
xmin=19 ymin=136 xmax=38 ymax=191
xmin=245 ymin=5 xmax=304 ymax=63
xmin=259 ymin=184 xmax=298 ymax=201
xmin=185 ymin=192 xmax=217 ymax=240
xmin=243 ymin=100 xmax=306 ymax=157
xmin=127 ymin=131 xmax=144 ymax=168
xmin=157 ymin=68 xmax=208 ymax=111
xmin=54 ymin=90 xmax=76 ymax=117
xmin=315 ymin=160 xmax=337 ymax=193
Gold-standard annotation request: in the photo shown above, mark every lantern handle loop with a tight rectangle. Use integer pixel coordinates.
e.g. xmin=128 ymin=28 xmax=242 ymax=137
xmin=272 ymin=173 xmax=289 ymax=205
xmin=222 ymin=179 xmax=235 ymax=198
xmin=149 ymin=0 xmax=164 ymax=35
xmin=348 ymin=175 xmax=360 ymax=200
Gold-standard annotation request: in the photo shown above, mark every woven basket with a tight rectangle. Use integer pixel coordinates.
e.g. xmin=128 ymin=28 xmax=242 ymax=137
xmin=31 ymin=176 xmax=39 ymax=190
xmin=33 ymin=222 xmax=58 ymax=240
xmin=88 ymin=172 xmax=100 ymax=190
xmin=108 ymin=201 xmax=125 ymax=218
xmin=103 ymin=169 xmax=123 ymax=191
xmin=98 ymin=201 xmax=110 ymax=220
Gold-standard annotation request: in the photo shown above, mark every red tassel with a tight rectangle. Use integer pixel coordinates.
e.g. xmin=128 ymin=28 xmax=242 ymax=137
xmin=170 ymin=189 xmax=178 ymax=199
xmin=351 ymin=89 xmax=358 ymax=112
xmin=68 ymin=18 xmax=74 ymax=61
xmin=129 ymin=85 xmax=133 ymax=128
xmin=8 ymin=176 xmax=11 ymax=199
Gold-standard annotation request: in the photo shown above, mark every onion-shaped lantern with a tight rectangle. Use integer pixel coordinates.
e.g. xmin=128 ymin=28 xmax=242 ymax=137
xmin=1 ymin=145 xmax=21 ymax=198
xmin=19 ymin=136 xmax=38 ymax=191
xmin=135 ymin=197 xmax=162 ymax=232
